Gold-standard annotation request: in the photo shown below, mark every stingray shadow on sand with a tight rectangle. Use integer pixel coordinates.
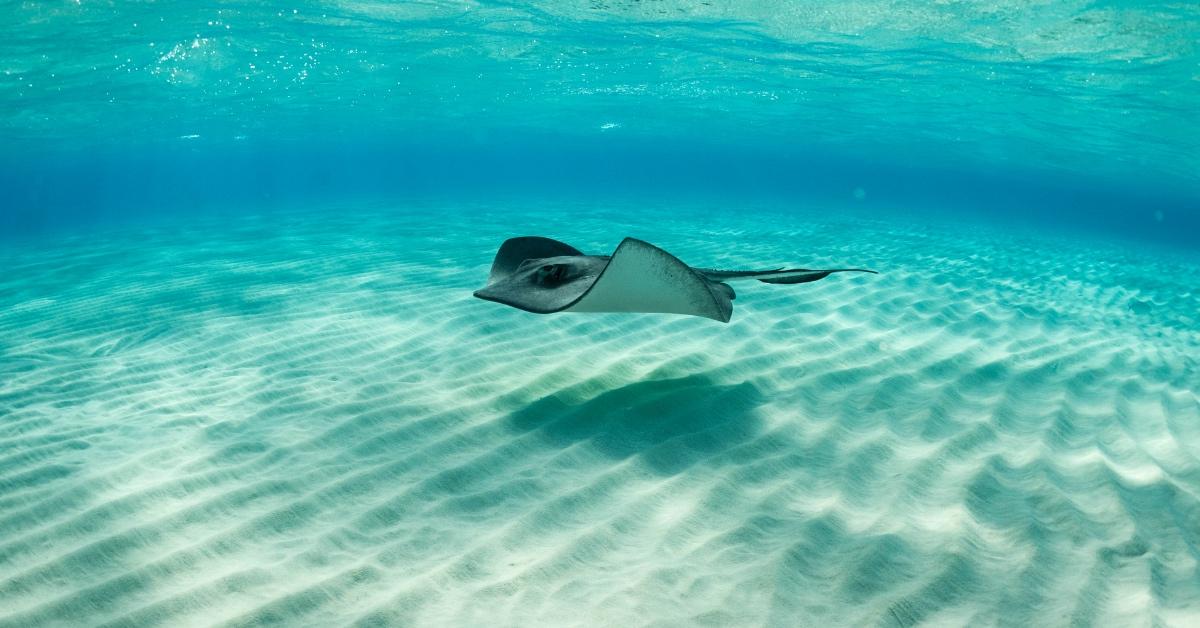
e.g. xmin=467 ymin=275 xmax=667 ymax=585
xmin=504 ymin=374 xmax=766 ymax=476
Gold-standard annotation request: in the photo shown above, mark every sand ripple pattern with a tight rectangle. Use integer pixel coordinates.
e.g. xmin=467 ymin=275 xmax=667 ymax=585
xmin=1 ymin=201 xmax=1198 ymax=627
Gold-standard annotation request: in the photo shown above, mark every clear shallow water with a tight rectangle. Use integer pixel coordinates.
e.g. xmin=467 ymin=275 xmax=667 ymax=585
xmin=3 ymin=1 xmax=1199 ymax=179
xmin=2 ymin=0 xmax=1198 ymax=234
xmin=2 ymin=1 xmax=1200 ymax=627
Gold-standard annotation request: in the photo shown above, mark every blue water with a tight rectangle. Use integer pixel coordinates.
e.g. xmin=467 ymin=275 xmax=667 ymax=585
xmin=2 ymin=2 xmax=1199 ymax=627
xmin=3 ymin=0 xmax=1198 ymax=242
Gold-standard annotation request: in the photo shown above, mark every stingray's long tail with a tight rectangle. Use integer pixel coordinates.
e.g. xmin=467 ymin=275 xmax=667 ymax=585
xmin=697 ymin=267 xmax=877 ymax=285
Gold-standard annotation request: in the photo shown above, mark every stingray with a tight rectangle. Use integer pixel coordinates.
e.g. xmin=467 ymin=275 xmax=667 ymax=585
xmin=473 ymin=236 xmax=876 ymax=323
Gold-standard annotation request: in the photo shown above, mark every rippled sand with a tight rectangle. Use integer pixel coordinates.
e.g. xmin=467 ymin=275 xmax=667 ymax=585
xmin=1 ymin=201 xmax=1198 ymax=627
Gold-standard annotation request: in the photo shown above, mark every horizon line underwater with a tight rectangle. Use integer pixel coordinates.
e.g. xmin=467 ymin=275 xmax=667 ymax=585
xmin=1 ymin=1 xmax=1199 ymax=627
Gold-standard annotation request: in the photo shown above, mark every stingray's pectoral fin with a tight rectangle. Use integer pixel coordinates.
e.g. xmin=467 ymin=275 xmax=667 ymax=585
xmin=710 ymin=281 xmax=736 ymax=301
xmin=757 ymin=268 xmax=877 ymax=285
xmin=485 ymin=236 xmax=585 ymax=285
xmin=564 ymin=238 xmax=734 ymax=323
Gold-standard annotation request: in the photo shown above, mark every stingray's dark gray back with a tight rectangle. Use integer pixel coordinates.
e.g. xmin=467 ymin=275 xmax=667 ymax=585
xmin=486 ymin=236 xmax=585 ymax=285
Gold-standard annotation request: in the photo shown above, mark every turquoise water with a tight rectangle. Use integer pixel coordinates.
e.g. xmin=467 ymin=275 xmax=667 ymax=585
xmin=2 ymin=2 xmax=1200 ymax=627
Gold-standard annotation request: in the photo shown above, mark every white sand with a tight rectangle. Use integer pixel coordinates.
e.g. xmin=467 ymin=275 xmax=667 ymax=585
xmin=0 ymin=200 xmax=1197 ymax=627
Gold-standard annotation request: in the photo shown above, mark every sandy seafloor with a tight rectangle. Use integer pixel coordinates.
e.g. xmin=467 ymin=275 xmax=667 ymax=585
xmin=1 ymin=199 xmax=1198 ymax=627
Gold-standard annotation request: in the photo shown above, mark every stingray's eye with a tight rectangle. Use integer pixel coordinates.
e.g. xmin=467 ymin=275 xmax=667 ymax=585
xmin=535 ymin=264 xmax=566 ymax=285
